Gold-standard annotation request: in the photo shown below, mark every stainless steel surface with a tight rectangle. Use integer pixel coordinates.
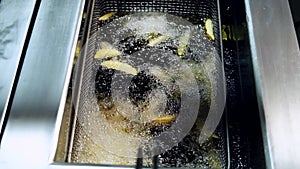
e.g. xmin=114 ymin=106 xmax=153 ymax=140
xmin=245 ymin=0 xmax=300 ymax=168
xmin=0 ymin=0 xmax=85 ymax=168
xmin=0 ymin=0 xmax=37 ymax=134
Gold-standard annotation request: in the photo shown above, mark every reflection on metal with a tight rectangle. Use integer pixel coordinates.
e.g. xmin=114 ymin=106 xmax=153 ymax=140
xmin=0 ymin=0 xmax=37 ymax=138
xmin=0 ymin=0 xmax=85 ymax=169
xmin=221 ymin=24 xmax=246 ymax=41
xmin=245 ymin=0 xmax=300 ymax=168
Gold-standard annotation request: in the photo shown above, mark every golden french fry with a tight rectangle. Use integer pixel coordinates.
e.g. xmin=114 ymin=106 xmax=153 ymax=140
xmin=205 ymin=18 xmax=215 ymax=40
xmin=94 ymin=49 xmax=121 ymax=59
xmin=98 ymin=12 xmax=117 ymax=21
xmin=101 ymin=60 xmax=138 ymax=75
xmin=177 ymin=31 xmax=190 ymax=57
xmin=152 ymin=115 xmax=176 ymax=123
xmin=148 ymin=35 xmax=169 ymax=47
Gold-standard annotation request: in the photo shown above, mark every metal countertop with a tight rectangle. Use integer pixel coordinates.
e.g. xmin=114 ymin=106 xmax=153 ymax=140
xmin=0 ymin=0 xmax=37 ymax=136
xmin=245 ymin=0 xmax=300 ymax=168
xmin=0 ymin=0 xmax=85 ymax=168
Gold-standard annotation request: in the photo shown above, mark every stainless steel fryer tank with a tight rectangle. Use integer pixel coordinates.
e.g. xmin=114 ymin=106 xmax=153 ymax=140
xmin=0 ymin=0 xmax=300 ymax=169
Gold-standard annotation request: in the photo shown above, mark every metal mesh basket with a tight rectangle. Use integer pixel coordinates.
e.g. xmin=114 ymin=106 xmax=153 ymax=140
xmin=70 ymin=0 xmax=228 ymax=168
xmin=91 ymin=0 xmax=221 ymax=53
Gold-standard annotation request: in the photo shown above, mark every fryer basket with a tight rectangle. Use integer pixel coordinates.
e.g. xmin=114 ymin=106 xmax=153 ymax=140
xmin=69 ymin=0 xmax=228 ymax=168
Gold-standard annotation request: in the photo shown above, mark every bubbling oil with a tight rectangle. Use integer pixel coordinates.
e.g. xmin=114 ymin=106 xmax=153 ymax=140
xmin=71 ymin=12 xmax=225 ymax=168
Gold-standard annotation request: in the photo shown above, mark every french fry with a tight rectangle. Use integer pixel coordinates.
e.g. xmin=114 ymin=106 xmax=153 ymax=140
xmin=152 ymin=115 xmax=176 ymax=123
xmin=148 ymin=35 xmax=169 ymax=47
xmin=98 ymin=12 xmax=117 ymax=21
xmin=205 ymin=18 xmax=215 ymax=40
xmin=94 ymin=48 xmax=121 ymax=59
xmin=177 ymin=30 xmax=191 ymax=57
xmin=101 ymin=60 xmax=138 ymax=75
